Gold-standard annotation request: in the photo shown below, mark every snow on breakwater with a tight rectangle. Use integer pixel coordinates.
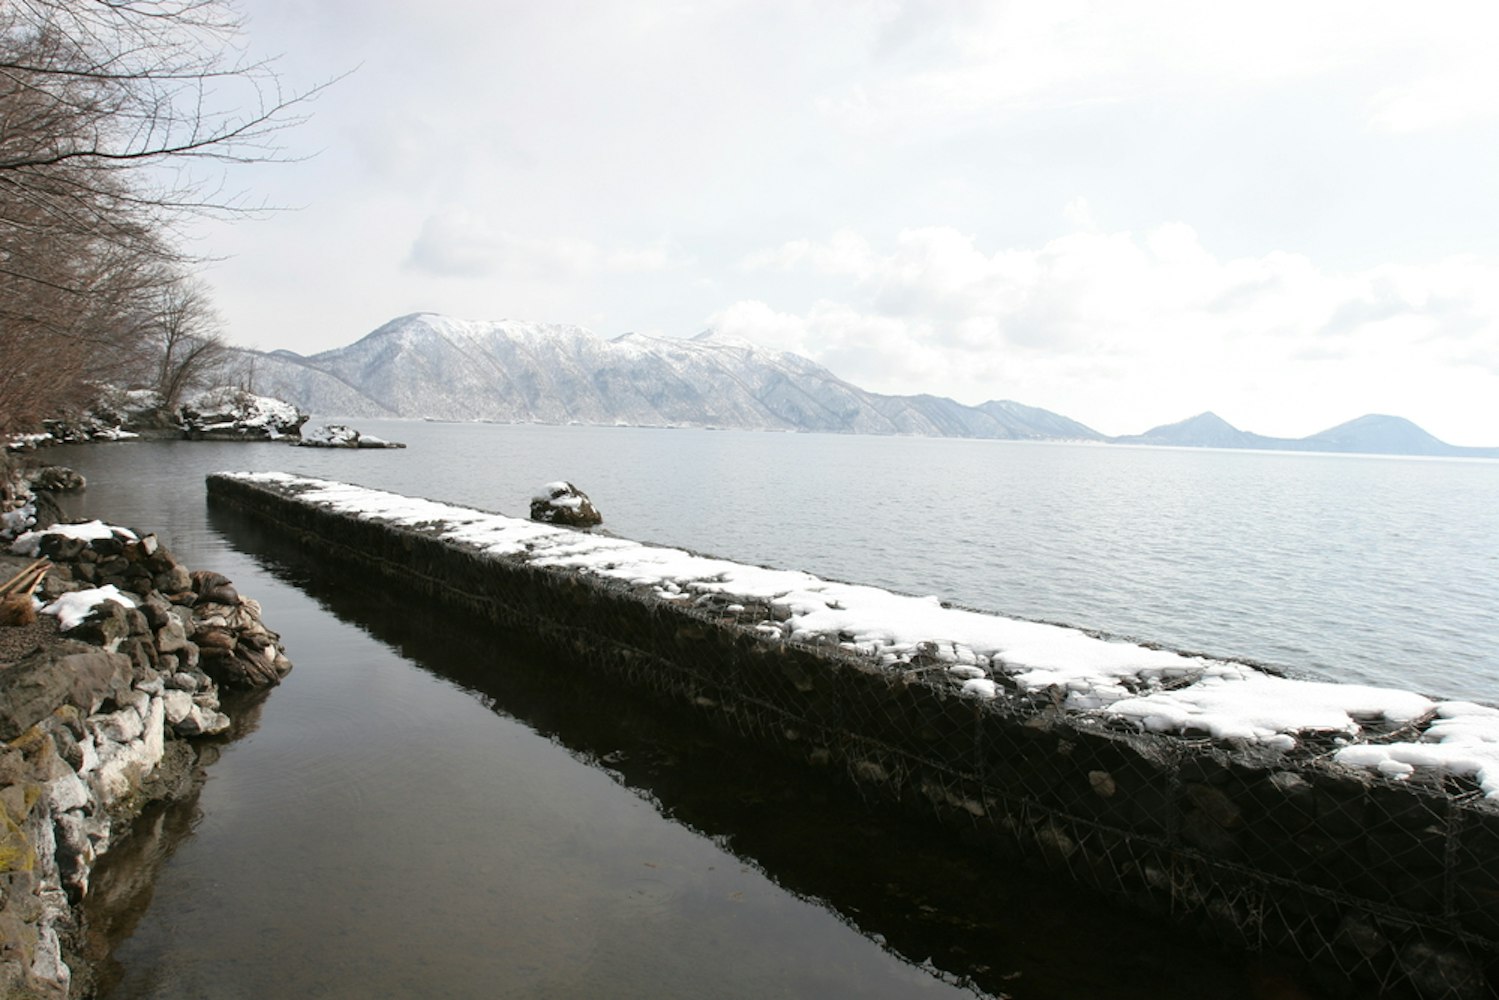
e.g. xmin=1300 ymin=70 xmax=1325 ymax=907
xmin=208 ymin=470 xmax=1499 ymax=995
xmin=216 ymin=472 xmax=1489 ymax=795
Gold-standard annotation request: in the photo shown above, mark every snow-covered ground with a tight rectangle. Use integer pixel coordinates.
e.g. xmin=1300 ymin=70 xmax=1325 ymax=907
xmin=226 ymin=472 xmax=1499 ymax=797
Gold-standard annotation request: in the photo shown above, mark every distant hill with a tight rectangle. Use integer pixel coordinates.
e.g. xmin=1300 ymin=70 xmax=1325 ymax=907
xmin=1116 ymin=411 xmax=1499 ymax=459
xmin=1113 ymin=411 xmax=1279 ymax=449
xmin=1299 ymin=414 xmax=1470 ymax=456
xmin=235 ymin=312 xmax=1099 ymax=441
xmin=236 ymin=312 xmax=1495 ymax=458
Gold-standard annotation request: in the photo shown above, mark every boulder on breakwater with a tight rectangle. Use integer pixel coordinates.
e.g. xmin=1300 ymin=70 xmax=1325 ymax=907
xmin=0 ymin=518 xmax=290 ymax=999
xmin=205 ymin=471 xmax=1499 ymax=999
xmin=529 ymin=481 xmax=602 ymax=527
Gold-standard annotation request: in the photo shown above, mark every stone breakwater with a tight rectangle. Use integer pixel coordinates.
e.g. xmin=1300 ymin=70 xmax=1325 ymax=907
xmin=207 ymin=471 xmax=1498 ymax=999
xmin=1 ymin=522 xmax=289 ymax=999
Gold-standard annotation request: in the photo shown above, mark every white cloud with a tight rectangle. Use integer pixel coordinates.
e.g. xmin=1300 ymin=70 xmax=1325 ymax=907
xmin=818 ymin=0 xmax=1499 ymax=135
xmin=605 ymin=242 xmax=693 ymax=273
xmin=1367 ymin=65 xmax=1499 ymax=133
xmin=407 ymin=212 xmax=688 ymax=280
xmin=1062 ymin=196 xmax=1096 ymax=231
xmin=717 ymin=224 xmax=1499 ymax=442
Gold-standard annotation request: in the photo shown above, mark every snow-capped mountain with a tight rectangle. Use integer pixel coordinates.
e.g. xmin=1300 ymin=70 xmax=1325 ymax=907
xmin=236 ymin=313 xmax=1097 ymax=440
xmin=235 ymin=313 xmax=1493 ymax=456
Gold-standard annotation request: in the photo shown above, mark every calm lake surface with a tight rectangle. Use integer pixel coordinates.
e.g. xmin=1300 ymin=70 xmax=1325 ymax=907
xmin=44 ymin=423 xmax=1499 ymax=998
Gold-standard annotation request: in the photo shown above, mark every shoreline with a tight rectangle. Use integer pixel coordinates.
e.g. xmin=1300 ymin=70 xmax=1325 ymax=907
xmin=1 ymin=517 xmax=289 ymax=999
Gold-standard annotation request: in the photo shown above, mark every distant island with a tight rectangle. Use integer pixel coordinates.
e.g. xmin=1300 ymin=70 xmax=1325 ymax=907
xmin=1113 ymin=411 xmax=1499 ymax=459
xmin=237 ymin=312 xmax=1498 ymax=460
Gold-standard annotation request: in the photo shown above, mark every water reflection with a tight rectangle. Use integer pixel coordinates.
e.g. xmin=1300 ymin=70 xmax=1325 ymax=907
xmin=83 ymin=691 xmax=271 ymax=996
xmin=125 ymin=503 xmax=1309 ymax=1000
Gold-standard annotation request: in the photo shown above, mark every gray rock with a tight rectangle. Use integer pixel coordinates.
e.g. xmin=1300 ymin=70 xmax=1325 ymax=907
xmin=175 ymin=704 xmax=230 ymax=737
xmin=114 ymin=689 xmax=150 ymax=720
xmin=123 ymin=608 xmax=149 ymax=636
xmin=29 ymin=467 xmax=85 ymax=493
xmin=529 ymin=481 xmax=603 ymax=527
xmin=64 ymin=600 xmax=130 ymax=650
xmin=154 ymin=616 xmax=189 ymax=654
xmin=90 ymin=696 xmax=164 ymax=802
xmin=90 ymin=707 xmax=144 ymax=746
xmin=45 ymin=769 xmax=90 ymax=815
xmin=153 ymin=564 xmax=192 ymax=595
xmin=137 ymin=593 xmax=171 ymax=630
xmin=162 ymin=690 xmax=193 ymax=727
xmin=37 ymin=535 xmax=85 ymax=562
xmin=0 ymin=645 xmax=133 ymax=741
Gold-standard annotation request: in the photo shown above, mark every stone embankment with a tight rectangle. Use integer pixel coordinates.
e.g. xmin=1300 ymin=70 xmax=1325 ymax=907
xmin=1 ymin=514 xmax=289 ymax=998
xmin=207 ymin=471 xmax=1497 ymax=1000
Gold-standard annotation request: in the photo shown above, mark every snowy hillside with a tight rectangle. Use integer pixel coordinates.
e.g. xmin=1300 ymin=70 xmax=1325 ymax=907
xmin=232 ymin=313 xmax=1096 ymax=439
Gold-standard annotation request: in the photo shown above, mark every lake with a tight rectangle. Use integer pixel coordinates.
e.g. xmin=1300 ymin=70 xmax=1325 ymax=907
xmin=42 ymin=423 xmax=1499 ymax=998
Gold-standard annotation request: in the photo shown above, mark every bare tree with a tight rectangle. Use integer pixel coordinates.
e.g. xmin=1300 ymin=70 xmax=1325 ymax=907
xmin=0 ymin=0 xmax=324 ymax=433
xmin=144 ymin=272 xmax=228 ymax=406
xmin=0 ymin=171 xmax=165 ymax=430
xmin=0 ymin=1 xmax=316 ymax=200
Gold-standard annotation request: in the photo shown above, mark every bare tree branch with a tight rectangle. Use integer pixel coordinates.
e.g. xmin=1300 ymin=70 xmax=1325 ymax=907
xmin=0 ymin=0 xmax=325 ymax=433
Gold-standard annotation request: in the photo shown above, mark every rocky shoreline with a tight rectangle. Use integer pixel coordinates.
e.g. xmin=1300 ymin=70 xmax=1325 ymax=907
xmin=1 ymin=483 xmax=289 ymax=998
xmin=4 ymin=387 xmax=409 ymax=456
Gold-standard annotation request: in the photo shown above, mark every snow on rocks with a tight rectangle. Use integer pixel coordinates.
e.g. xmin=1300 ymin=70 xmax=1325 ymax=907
xmin=8 ymin=519 xmax=290 ymax=695
xmin=295 ymin=423 xmax=407 ymax=449
xmin=228 ymin=471 xmax=1499 ymax=796
xmin=2 ymin=432 xmax=53 ymax=453
xmin=41 ymin=585 xmax=138 ymax=632
xmin=11 ymin=518 xmax=134 ymax=554
xmin=529 ymin=480 xmax=602 ymax=527
xmin=180 ymin=386 xmax=307 ymax=441
xmin=1335 ymin=702 xmax=1499 ymax=797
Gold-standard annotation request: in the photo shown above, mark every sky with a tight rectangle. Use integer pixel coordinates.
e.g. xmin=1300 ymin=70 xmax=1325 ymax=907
xmin=189 ymin=0 xmax=1499 ymax=443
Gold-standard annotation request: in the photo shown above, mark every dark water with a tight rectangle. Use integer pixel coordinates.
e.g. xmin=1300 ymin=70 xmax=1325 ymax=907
xmin=40 ymin=426 xmax=1494 ymax=998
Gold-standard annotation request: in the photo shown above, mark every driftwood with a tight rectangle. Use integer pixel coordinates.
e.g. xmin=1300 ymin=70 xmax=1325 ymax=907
xmin=0 ymin=559 xmax=50 ymax=626
xmin=1 ymin=559 xmax=51 ymax=598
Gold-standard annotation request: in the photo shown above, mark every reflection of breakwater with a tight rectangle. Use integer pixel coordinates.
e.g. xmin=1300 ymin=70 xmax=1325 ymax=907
xmin=206 ymin=472 xmax=1499 ymax=999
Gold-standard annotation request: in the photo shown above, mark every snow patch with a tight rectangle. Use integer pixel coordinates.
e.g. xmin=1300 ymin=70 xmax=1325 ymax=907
xmin=10 ymin=520 xmax=137 ymax=558
xmin=43 ymin=585 xmax=137 ymax=631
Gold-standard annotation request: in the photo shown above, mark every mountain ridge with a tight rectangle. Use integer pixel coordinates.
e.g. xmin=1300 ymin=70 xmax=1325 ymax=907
xmin=235 ymin=313 xmax=1497 ymax=458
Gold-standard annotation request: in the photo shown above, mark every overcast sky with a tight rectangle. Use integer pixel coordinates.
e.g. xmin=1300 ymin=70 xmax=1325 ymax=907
xmin=194 ymin=0 xmax=1499 ymax=443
